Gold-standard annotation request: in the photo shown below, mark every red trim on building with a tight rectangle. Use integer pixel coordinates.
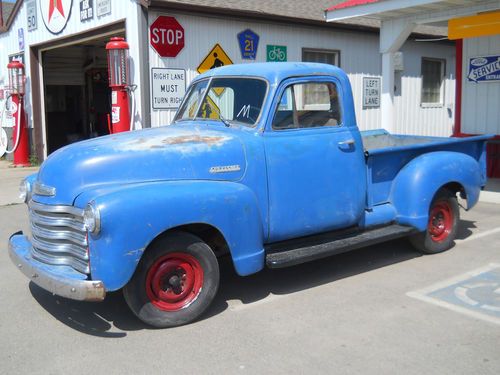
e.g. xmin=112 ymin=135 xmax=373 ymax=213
xmin=453 ymin=39 xmax=463 ymax=137
xmin=327 ymin=0 xmax=380 ymax=12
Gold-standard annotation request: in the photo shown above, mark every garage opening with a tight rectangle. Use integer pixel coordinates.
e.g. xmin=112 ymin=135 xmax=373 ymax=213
xmin=41 ymin=33 xmax=125 ymax=154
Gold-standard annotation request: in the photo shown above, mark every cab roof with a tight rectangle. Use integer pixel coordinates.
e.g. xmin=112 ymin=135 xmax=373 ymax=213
xmin=195 ymin=62 xmax=347 ymax=85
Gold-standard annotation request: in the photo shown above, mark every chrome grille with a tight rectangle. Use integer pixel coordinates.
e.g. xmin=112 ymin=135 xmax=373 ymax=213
xmin=29 ymin=201 xmax=90 ymax=275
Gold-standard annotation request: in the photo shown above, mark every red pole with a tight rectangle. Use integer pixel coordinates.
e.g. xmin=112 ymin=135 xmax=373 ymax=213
xmin=11 ymin=94 xmax=30 ymax=166
xmin=453 ymin=39 xmax=463 ymax=137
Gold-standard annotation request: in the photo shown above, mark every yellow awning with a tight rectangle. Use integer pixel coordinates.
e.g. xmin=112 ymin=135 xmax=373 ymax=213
xmin=449 ymin=11 xmax=500 ymax=40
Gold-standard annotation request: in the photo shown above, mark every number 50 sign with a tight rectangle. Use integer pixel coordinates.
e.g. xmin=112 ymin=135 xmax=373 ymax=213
xmin=237 ymin=29 xmax=259 ymax=60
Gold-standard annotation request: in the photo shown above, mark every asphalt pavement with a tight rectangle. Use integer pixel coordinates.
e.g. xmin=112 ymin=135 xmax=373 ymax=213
xmin=1 ymin=162 xmax=500 ymax=374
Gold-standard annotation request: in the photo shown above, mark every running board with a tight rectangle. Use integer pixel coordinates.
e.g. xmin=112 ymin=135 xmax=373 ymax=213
xmin=265 ymin=225 xmax=417 ymax=269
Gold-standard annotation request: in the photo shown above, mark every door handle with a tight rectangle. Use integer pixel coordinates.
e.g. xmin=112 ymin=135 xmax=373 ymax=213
xmin=338 ymin=139 xmax=355 ymax=150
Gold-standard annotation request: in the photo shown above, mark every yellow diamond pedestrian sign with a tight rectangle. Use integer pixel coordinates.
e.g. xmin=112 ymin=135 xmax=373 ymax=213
xmin=197 ymin=44 xmax=233 ymax=74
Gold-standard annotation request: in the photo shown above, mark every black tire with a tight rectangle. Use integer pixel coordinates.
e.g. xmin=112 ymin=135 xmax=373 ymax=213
xmin=409 ymin=189 xmax=460 ymax=254
xmin=123 ymin=231 xmax=219 ymax=328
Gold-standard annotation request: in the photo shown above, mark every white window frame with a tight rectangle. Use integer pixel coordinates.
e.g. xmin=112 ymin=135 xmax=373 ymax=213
xmin=302 ymin=48 xmax=341 ymax=67
xmin=421 ymin=57 xmax=446 ymax=108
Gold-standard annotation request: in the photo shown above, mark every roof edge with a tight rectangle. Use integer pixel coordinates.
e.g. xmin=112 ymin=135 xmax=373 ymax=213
xmin=0 ymin=0 xmax=23 ymax=34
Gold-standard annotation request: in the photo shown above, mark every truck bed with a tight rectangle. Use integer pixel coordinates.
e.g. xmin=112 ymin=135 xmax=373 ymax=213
xmin=361 ymin=129 xmax=444 ymax=153
xmin=360 ymin=129 xmax=491 ymax=207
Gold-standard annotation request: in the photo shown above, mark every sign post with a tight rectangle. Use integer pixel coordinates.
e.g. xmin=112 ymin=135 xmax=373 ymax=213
xmin=150 ymin=16 xmax=185 ymax=58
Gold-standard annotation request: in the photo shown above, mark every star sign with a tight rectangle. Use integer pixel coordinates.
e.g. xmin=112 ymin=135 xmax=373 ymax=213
xmin=48 ymin=0 xmax=65 ymax=22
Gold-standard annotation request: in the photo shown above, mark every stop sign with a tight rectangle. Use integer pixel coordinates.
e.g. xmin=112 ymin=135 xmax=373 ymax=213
xmin=150 ymin=16 xmax=185 ymax=57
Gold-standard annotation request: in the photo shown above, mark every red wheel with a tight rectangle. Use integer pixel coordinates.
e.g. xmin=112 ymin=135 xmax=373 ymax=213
xmin=409 ymin=189 xmax=459 ymax=254
xmin=124 ymin=232 xmax=219 ymax=328
xmin=146 ymin=253 xmax=204 ymax=311
xmin=427 ymin=201 xmax=454 ymax=243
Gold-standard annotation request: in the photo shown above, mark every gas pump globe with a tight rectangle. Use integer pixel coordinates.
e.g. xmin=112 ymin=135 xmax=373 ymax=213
xmin=7 ymin=60 xmax=25 ymax=96
xmin=106 ymin=37 xmax=131 ymax=133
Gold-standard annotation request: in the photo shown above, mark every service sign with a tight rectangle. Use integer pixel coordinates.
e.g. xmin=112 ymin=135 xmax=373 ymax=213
xmin=39 ymin=0 xmax=73 ymax=34
xmin=468 ymin=55 xmax=500 ymax=83
xmin=237 ymin=29 xmax=259 ymax=60
xmin=363 ymin=77 xmax=380 ymax=108
xmin=151 ymin=68 xmax=186 ymax=110
xmin=26 ymin=0 xmax=38 ymax=31
xmin=96 ymin=0 xmax=111 ymax=17
xmin=80 ymin=0 xmax=94 ymax=22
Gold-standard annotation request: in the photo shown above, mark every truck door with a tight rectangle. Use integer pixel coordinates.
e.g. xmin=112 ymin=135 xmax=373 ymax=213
xmin=263 ymin=77 xmax=366 ymax=242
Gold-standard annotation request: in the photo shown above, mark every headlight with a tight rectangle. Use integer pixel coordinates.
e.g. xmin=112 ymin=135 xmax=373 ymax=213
xmin=83 ymin=203 xmax=101 ymax=234
xmin=19 ymin=179 xmax=31 ymax=203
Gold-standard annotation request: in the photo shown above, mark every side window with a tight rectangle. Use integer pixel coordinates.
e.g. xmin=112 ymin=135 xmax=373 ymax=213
xmin=421 ymin=58 xmax=445 ymax=105
xmin=272 ymin=82 xmax=341 ymax=130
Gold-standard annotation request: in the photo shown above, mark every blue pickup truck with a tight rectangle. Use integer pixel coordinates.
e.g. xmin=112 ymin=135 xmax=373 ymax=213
xmin=9 ymin=63 xmax=491 ymax=327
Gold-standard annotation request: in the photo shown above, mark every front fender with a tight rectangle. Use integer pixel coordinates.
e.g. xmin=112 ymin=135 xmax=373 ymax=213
xmin=83 ymin=181 xmax=265 ymax=291
xmin=390 ymin=151 xmax=483 ymax=231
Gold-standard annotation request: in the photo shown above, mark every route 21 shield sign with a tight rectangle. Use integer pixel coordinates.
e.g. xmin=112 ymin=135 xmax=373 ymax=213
xmin=468 ymin=55 xmax=500 ymax=83
xmin=237 ymin=29 xmax=259 ymax=60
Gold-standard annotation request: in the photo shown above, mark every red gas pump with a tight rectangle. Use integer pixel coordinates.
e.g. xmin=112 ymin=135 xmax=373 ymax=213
xmin=6 ymin=61 xmax=30 ymax=166
xmin=106 ymin=37 xmax=133 ymax=134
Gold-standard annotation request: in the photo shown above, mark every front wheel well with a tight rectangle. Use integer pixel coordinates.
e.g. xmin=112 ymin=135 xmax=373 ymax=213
xmin=149 ymin=223 xmax=230 ymax=258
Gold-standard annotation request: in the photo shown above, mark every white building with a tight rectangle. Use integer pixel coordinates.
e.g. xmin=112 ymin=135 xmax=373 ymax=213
xmin=1 ymin=0 xmax=456 ymax=162
xmin=325 ymin=0 xmax=500 ymax=177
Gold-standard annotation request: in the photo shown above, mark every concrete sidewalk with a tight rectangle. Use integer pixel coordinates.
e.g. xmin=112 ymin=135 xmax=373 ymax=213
xmin=0 ymin=158 xmax=499 ymax=206
xmin=0 ymin=159 xmax=39 ymax=206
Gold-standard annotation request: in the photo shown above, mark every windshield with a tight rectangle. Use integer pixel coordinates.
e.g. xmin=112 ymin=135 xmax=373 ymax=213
xmin=174 ymin=77 xmax=267 ymax=126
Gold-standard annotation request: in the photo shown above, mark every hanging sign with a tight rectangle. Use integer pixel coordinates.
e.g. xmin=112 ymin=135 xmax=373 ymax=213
xmin=266 ymin=45 xmax=287 ymax=62
xmin=197 ymin=44 xmax=233 ymax=74
xmin=39 ymin=0 xmax=73 ymax=34
xmin=151 ymin=68 xmax=186 ymax=110
xmin=150 ymin=16 xmax=185 ymax=58
xmin=468 ymin=55 xmax=500 ymax=83
xmin=96 ymin=0 xmax=111 ymax=17
xmin=237 ymin=29 xmax=259 ymax=60
xmin=363 ymin=77 xmax=380 ymax=108
xmin=80 ymin=0 xmax=94 ymax=22
xmin=26 ymin=0 xmax=38 ymax=31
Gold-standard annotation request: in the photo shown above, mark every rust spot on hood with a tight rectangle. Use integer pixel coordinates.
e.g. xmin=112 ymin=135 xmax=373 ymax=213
xmin=161 ymin=135 xmax=225 ymax=146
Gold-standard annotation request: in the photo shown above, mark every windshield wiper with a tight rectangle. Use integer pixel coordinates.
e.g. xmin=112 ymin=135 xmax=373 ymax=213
xmin=206 ymin=100 xmax=231 ymax=127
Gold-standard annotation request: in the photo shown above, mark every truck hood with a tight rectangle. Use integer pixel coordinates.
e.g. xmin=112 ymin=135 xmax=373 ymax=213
xmin=34 ymin=124 xmax=247 ymax=205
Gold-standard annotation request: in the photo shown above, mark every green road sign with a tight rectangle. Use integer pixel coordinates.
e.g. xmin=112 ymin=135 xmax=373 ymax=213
xmin=266 ymin=45 xmax=287 ymax=62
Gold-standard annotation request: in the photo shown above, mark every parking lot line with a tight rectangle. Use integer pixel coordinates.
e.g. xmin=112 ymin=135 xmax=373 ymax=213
xmin=407 ymin=264 xmax=500 ymax=326
xmin=457 ymin=227 xmax=500 ymax=243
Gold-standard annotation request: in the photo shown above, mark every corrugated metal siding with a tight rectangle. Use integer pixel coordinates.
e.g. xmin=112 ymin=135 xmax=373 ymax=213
xmin=461 ymin=35 xmax=500 ymax=135
xmin=148 ymin=11 xmax=454 ymax=137
xmin=394 ymin=41 xmax=456 ymax=137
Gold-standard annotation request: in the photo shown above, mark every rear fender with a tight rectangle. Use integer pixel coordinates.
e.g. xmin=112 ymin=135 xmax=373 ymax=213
xmin=390 ymin=151 xmax=482 ymax=231
xmin=85 ymin=181 xmax=264 ymax=291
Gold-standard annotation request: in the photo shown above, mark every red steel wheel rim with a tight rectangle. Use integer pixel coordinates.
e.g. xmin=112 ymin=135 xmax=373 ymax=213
xmin=146 ymin=252 xmax=204 ymax=311
xmin=428 ymin=201 xmax=453 ymax=243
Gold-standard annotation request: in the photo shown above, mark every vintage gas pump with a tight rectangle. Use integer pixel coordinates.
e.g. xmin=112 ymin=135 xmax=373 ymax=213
xmin=5 ymin=61 xmax=30 ymax=166
xmin=106 ymin=37 xmax=134 ymax=134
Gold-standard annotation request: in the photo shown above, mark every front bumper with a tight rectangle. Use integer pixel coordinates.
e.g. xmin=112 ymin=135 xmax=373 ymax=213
xmin=8 ymin=232 xmax=106 ymax=301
